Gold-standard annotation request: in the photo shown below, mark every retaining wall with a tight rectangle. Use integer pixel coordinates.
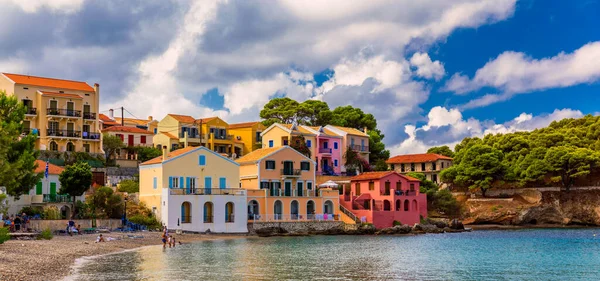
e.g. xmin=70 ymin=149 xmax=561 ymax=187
xmin=28 ymin=219 xmax=122 ymax=231
xmin=248 ymin=221 xmax=345 ymax=234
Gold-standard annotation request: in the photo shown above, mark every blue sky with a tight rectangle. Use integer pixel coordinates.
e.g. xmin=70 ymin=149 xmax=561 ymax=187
xmin=0 ymin=0 xmax=599 ymax=154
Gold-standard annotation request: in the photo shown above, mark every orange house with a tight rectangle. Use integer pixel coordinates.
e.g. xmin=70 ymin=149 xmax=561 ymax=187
xmin=237 ymin=146 xmax=340 ymax=221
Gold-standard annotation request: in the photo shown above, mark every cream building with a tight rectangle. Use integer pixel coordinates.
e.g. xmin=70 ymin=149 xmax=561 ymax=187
xmin=0 ymin=73 xmax=102 ymax=154
xmin=385 ymin=153 xmax=453 ymax=183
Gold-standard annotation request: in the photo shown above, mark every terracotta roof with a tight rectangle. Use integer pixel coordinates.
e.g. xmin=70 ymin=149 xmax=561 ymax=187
xmin=113 ymin=117 xmax=153 ymax=126
xmin=168 ymin=114 xmax=196 ymax=123
xmin=34 ymin=160 xmax=64 ymax=175
xmin=386 ymin=153 xmax=452 ymax=164
xmin=3 ymin=73 xmax=94 ymax=92
xmin=196 ymin=117 xmax=218 ymax=123
xmin=160 ymin=132 xmax=178 ymax=139
xmin=39 ymin=91 xmax=82 ymax=99
xmin=236 ymin=147 xmax=282 ymax=163
xmin=350 ymin=171 xmax=420 ymax=182
xmin=277 ymin=124 xmax=315 ymax=135
xmin=99 ymin=114 xmax=119 ymax=125
xmin=141 ymin=146 xmax=197 ymax=165
xmin=103 ymin=126 xmax=153 ymax=134
xmin=330 ymin=125 xmax=369 ymax=137
xmin=228 ymin=121 xmax=260 ymax=129
xmin=306 ymin=126 xmax=340 ymax=137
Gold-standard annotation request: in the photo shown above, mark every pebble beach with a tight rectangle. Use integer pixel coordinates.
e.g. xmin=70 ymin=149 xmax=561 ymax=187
xmin=0 ymin=232 xmax=244 ymax=281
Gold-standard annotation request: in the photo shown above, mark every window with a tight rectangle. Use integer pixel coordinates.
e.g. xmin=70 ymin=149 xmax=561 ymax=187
xmin=384 ymin=181 xmax=391 ymax=195
xmin=36 ymin=182 xmax=42 ymax=195
xmin=401 ymin=164 xmax=405 ymax=172
xmin=390 ymin=164 xmax=395 ymax=170
xmin=432 ymin=162 xmax=437 ymax=170
xmin=265 ymin=160 xmax=276 ymax=170
xmin=169 ymin=177 xmax=180 ymax=188
xmin=141 ymin=136 xmax=146 ymax=144
xmin=306 ymin=140 xmax=311 ymax=147
xmin=268 ymin=140 xmax=274 ymax=147
xmin=410 ymin=183 xmax=415 ymax=191
xmin=307 ymin=182 xmax=313 ymax=190
xmin=432 ymin=174 xmax=438 ymax=183
xmin=421 ymin=163 xmax=426 ymax=171
xmin=48 ymin=141 xmax=57 ymax=151
xmin=410 ymin=163 xmax=415 ymax=172
xmin=153 ymin=177 xmax=157 ymax=189
xmin=351 ymin=138 xmax=355 ymax=146
xmin=261 ymin=181 xmax=269 ymax=189
xmin=154 ymin=128 xmax=157 ymax=134
xmin=283 ymin=139 xmax=289 ymax=145
xmin=355 ymin=183 xmax=361 ymax=195
xmin=66 ymin=142 xmax=75 ymax=152
xmin=219 ymin=177 xmax=226 ymax=189
xmin=396 ymin=181 xmax=401 ymax=190
xmin=369 ymin=182 xmax=374 ymax=191
xmin=441 ymin=162 xmax=444 ymax=169
xmin=334 ymin=160 xmax=338 ymax=167
xmin=199 ymin=155 xmax=206 ymax=166
xmin=323 ymin=141 xmax=328 ymax=149
xmin=204 ymin=202 xmax=214 ymax=223
xmin=334 ymin=142 xmax=338 ymax=149
xmin=256 ymin=131 xmax=262 ymax=142
xmin=300 ymin=162 xmax=310 ymax=171
xmin=225 ymin=202 xmax=234 ymax=222
xmin=83 ymin=144 xmax=90 ymax=153
xmin=181 ymin=202 xmax=191 ymax=223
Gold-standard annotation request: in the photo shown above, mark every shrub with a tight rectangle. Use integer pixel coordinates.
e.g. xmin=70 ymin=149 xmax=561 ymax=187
xmin=43 ymin=206 xmax=61 ymax=220
xmin=393 ymin=220 xmax=403 ymax=226
xmin=118 ymin=180 xmax=139 ymax=193
xmin=128 ymin=214 xmax=161 ymax=230
xmin=0 ymin=227 xmax=9 ymax=244
xmin=39 ymin=228 xmax=53 ymax=240
xmin=19 ymin=206 xmax=43 ymax=217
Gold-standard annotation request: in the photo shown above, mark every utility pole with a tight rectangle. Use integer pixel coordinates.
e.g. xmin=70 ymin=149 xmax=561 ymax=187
xmin=121 ymin=107 xmax=124 ymax=126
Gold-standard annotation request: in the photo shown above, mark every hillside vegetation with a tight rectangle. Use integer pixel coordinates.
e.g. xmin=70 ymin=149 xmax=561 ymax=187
xmin=441 ymin=115 xmax=600 ymax=196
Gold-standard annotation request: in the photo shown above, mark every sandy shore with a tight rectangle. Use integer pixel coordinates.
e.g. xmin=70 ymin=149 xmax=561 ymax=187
xmin=0 ymin=232 xmax=247 ymax=281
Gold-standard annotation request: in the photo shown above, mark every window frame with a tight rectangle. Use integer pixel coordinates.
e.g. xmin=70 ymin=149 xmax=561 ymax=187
xmin=265 ymin=160 xmax=276 ymax=170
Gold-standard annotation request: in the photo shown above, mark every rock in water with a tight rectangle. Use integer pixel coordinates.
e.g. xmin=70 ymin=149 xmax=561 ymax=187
xmin=450 ymin=219 xmax=465 ymax=230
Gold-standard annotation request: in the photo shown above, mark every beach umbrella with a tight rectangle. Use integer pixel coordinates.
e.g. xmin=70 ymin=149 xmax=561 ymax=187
xmin=319 ymin=180 xmax=339 ymax=188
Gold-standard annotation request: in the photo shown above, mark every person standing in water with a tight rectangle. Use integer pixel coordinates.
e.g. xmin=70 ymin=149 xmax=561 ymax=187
xmin=162 ymin=232 xmax=167 ymax=249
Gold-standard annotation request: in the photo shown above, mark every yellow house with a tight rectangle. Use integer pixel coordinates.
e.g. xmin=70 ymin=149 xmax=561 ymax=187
xmin=228 ymin=121 xmax=265 ymax=155
xmin=139 ymin=145 xmax=247 ymax=233
xmin=0 ymin=73 xmax=102 ymax=153
xmin=237 ymin=146 xmax=340 ymax=221
xmin=261 ymin=123 xmax=317 ymax=158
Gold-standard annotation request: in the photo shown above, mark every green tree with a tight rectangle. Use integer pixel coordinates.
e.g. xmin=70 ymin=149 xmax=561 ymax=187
xmin=118 ymin=179 xmax=139 ymax=193
xmin=0 ymin=193 xmax=8 ymax=217
xmin=427 ymin=145 xmax=455 ymax=158
xmin=296 ymin=100 xmax=332 ymax=126
xmin=290 ymin=135 xmax=311 ymax=158
xmin=0 ymin=91 xmax=42 ymax=199
xmin=59 ymin=162 xmax=93 ymax=218
xmin=102 ymin=133 xmax=125 ymax=165
xmin=90 ymin=186 xmax=124 ymax=219
xmin=260 ymin=97 xmax=300 ymax=127
xmin=544 ymin=146 xmax=600 ymax=191
xmin=134 ymin=146 xmax=162 ymax=162
xmin=374 ymin=159 xmax=389 ymax=171
xmin=0 ymin=226 xmax=9 ymax=244
xmin=407 ymin=172 xmax=460 ymax=217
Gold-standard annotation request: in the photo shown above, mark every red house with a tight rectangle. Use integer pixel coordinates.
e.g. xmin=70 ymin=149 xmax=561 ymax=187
xmin=340 ymin=171 xmax=427 ymax=229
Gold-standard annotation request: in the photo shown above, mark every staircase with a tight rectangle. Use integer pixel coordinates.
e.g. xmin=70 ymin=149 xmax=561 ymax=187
xmin=339 ymin=205 xmax=361 ymax=224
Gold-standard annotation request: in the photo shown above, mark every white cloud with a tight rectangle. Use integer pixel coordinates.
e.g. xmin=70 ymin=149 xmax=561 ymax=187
xmin=0 ymin=0 xmax=85 ymax=13
xmin=446 ymin=41 xmax=600 ymax=108
xmin=410 ymin=52 xmax=445 ymax=80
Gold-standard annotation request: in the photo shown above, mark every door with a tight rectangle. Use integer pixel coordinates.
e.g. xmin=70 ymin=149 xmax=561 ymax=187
xmin=50 ymin=182 xmax=57 ymax=201
xmin=128 ymin=135 xmax=134 ymax=146
xmin=283 ymin=161 xmax=293 ymax=175
xmin=67 ymin=102 xmax=74 ymax=116
xmin=23 ymin=121 xmax=30 ymax=134
xmin=83 ymin=104 xmax=90 ymax=118
xmin=49 ymin=100 xmax=58 ymax=115
xmin=204 ymin=177 xmax=212 ymax=195
xmin=284 ymin=181 xmax=291 ymax=196
xmin=297 ymin=182 xmax=303 ymax=197
xmin=36 ymin=182 xmax=42 ymax=195
xmin=49 ymin=121 xmax=59 ymax=136
xmin=67 ymin=123 xmax=74 ymax=137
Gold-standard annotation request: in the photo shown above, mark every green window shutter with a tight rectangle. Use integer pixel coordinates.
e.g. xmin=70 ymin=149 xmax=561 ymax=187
xmin=36 ymin=182 xmax=43 ymax=195
xmin=50 ymin=182 xmax=57 ymax=195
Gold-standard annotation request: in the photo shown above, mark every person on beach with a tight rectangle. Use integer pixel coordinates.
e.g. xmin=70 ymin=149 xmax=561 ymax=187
xmin=162 ymin=232 xmax=167 ymax=248
xmin=167 ymin=235 xmax=172 ymax=248
xmin=171 ymin=236 xmax=176 ymax=247
xmin=76 ymin=224 xmax=81 ymax=235
xmin=96 ymin=234 xmax=105 ymax=243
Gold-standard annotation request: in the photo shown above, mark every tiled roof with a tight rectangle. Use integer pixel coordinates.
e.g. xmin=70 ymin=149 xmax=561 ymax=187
xmin=141 ymin=146 xmax=197 ymax=165
xmin=103 ymin=126 xmax=153 ymax=134
xmin=113 ymin=117 xmax=153 ymax=126
xmin=386 ymin=153 xmax=452 ymax=164
xmin=196 ymin=117 xmax=218 ymax=123
xmin=99 ymin=114 xmax=119 ymax=126
xmin=168 ymin=114 xmax=196 ymax=123
xmin=160 ymin=132 xmax=178 ymax=139
xmin=3 ymin=73 xmax=94 ymax=92
xmin=39 ymin=91 xmax=82 ymax=99
xmin=330 ymin=125 xmax=369 ymax=137
xmin=350 ymin=171 xmax=420 ymax=182
xmin=34 ymin=160 xmax=64 ymax=175
xmin=236 ymin=147 xmax=282 ymax=163
xmin=306 ymin=126 xmax=340 ymax=137
xmin=228 ymin=121 xmax=260 ymax=129
xmin=277 ymin=124 xmax=315 ymax=135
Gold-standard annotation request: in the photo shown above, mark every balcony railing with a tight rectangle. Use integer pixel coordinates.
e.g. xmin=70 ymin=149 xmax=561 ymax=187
xmin=43 ymin=194 xmax=72 ymax=203
xmin=180 ymin=132 xmax=204 ymax=139
xmin=169 ymin=188 xmax=246 ymax=196
xmin=210 ymin=133 xmax=233 ymax=140
xmin=83 ymin=112 xmax=96 ymax=120
xmin=280 ymin=169 xmax=301 ymax=176
xmin=267 ymin=189 xmax=317 ymax=197
xmin=250 ymin=214 xmax=336 ymax=222
xmin=82 ymin=132 xmax=101 ymax=140
xmin=351 ymin=145 xmax=369 ymax=152
xmin=47 ymin=108 xmax=82 ymax=117
xmin=203 ymin=215 xmax=214 ymax=223
xmin=25 ymin=108 xmax=37 ymax=115
xmin=393 ymin=190 xmax=418 ymax=196
xmin=47 ymin=129 xmax=81 ymax=138
xmin=318 ymin=148 xmax=332 ymax=154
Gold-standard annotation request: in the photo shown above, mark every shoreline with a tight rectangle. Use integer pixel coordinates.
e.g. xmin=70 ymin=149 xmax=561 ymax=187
xmin=465 ymin=224 xmax=600 ymax=230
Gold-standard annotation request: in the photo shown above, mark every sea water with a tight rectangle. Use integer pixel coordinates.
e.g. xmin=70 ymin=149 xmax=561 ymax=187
xmin=69 ymin=228 xmax=600 ymax=280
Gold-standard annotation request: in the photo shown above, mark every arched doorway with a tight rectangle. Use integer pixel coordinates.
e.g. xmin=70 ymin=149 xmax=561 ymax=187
xmin=49 ymin=141 xmax=58 ymax=151
xmin=274 ymin=200 xmax=283 ymax=220
xmin=383 ymin=200 xmax=391 ymax=211
xmin=60 ymin=205 xmax=71 ymax=219
xmin=404 ymin=199 xmax=409 ymax=211
xmin=395 ymin=199 xmax=401 ymax=211
xmin=225 ymin=202 xmax=234 ymax=223
xmin=248 ymin=200 xmax=259 ymax=220
xmin=66 ymin=142 xmax=75 ymax=152
xmin=181 ymin=202 xmax=191 ymax=223
xmin=291 ymin=200 xmax=299 ymax=220
xmin=413 ymin=200 xmax=418 ymax=211
xmin=307 ymin=200 xmax=315 ymax=219
xmin=203 ymin=202 xmax=213 ymax=223
xmin=324 ymin=200 xmax=334 ymax=215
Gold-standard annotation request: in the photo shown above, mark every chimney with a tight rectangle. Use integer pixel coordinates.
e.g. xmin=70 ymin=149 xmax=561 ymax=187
xmin=148 ymin=116 xmax=153 ymax=121
xmin=109 ymin=109 xmax=114 ymax=119
xmin=363 ymin=127 xmax=368 ymax=134
xmin=162 ymin=145 xmax=168 ymax=161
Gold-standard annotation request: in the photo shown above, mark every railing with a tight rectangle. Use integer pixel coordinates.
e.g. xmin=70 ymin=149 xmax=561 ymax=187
xmin=225 ymin=214 xmax=235 ymax=223
xmin=393 ymin=190 xmax=417 ymax=196
xmin=180 ymin=132 xmax=204 ymax=139
xmin=82 ymin=132 xmax=101 ymax=140
xmin=280 ymin=169 xmax=301 ymax=176
xmin=47 ymin=108 xmax=82 ymax=117
xmin=25 ymin=108 xmax=37 ymax=115
xmin=251 ymin=214 xmax=336 ymax=222
xmin=210 ymin=133 xmax=233 ymax=140
xmin=83 ymin=112 xmax=96 ymax=120
xmin=203 ymin=215 xmax=213 ymax=223
xmin=318 ymin=148 xmax=332 ymax=153
xmin=169 ymin=188 xmax=246 ymax=196
xmin=351 ymin=145 xmax=369 ymax=152
xmin=47 ymin=129 xmax=81 ymax=138
xmin=266 ymin=189 xmax=317 ymax=197
xmin=43 ymin=194 xmax=72 ymax=203
xmin=181 ymin=216 xmax=192 ymax=224
xmin=340 ymin=205 xmax=361 ymax=224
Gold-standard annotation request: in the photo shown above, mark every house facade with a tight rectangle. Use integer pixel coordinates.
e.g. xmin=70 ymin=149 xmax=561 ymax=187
xmin=5 ymin=160 xmax=82 ymax=218
xmin=228 ymin=121 xmax=266 ymax=155
xmin=0 ymin=73 xmax=102 ymax=154
xmin=237 ymin=146 xmax=340 ymax=221
xmin=386 ymin=153 xmax=453 ymax=183
xmin=341 ymin=171 xmax=427 ymax=228
xmin=139 ymin=146 xmax=247 ymax=233
xmin=304 ymin=126 xmax=343 ymax=175
xmin=102 ymin=126 xmax=154 ymax=167
xmin=324 ymin=125 xmax=370 ymax=168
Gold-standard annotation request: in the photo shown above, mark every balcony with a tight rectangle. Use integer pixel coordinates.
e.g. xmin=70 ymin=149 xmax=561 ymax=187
xmin=82 ymin=132 xmax=101 ymax=140
xmin=43 ymin=194 xmax=72 ymax=203
xmin=318 ymin=148 xmax=332 ymax=154
xmin=47 ymin=129 xmax=81 ymax=138
xmin=47 ymin=108 xmax=82 ymax=118
xmin=210 ymin=133 xmax=233 ymax=140
xmin=351 ymin=145 xmax=369 ymax=152
xmin=83 ymin=112 xmax=96 ymax=120
xmin=25 ymin=108 xmax=37 ymax=115
xmin=280 ymin=169 xmax=301 ymax=177
xmin=169 ymin=188 xmax=246 ymax=196
xmin=393 ymin=190 xmax=418 ymax=196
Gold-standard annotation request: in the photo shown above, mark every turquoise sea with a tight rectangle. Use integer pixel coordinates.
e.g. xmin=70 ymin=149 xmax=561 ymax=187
xmin=69 ymin=229 xmax=600 ymax=280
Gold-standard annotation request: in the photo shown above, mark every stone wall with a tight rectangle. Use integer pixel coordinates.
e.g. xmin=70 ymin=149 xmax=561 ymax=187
xmin=28 ymin=219 xmax=122 ymax=231
xmin=248 ymin=221 xmax=345 ymax=234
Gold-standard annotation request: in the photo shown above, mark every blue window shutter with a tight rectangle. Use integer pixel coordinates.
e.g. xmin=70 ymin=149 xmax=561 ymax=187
xmin=153 ymin=177 xmax=157 ymax=189
xmin=334 ymin=142 xmax=338 ymax=149
xmin=180 ymin=177 xmax=184 ymax=189
xmin=153 ymin=128 xmax=157 ymax=134
xmin=335 ymin=160 xmax=338 ymax=167
xmin=186 ymin=177 xmax=190 ymax=187
xmin=199 ymin=155 xmax=206 ymax=166
xmin=307 ymin=140 xmax=311 ymax=147
xmin=168 ymin=177 xmax=173 ymax=188
xmin=219 ymin=177 xmax=226 ymax=189
xmin=269 ymin=140 xmax=273 ymax=147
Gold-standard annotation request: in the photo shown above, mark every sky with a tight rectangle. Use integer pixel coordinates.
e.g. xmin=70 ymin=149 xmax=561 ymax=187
xmin=1 ymin=0 xmax=599 ymax=155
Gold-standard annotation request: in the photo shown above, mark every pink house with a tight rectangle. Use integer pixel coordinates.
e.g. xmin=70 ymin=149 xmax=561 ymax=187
xmin=340 ymin=171 xmax=427 ymax=229
xmin=304 ymin=126 xmax=343 ymax=175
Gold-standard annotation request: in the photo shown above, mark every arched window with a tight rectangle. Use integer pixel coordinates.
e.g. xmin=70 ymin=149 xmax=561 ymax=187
xmin=66 ymin=142 xmax=75 ymax=152
xmin=248 ymin=200 xmax=259 ymax=220
xmin=324 ymin=200 xmax=334 ymax=215
xmin=413 ymin=199 xmax=418 ymax=212
xmin=383 ymin=200 xmax=391 ymax=211
xmin=225 ymin=202 xmax=234 ymax=223
xmin=274 ymin=200 xmax=283 ymax=220
xmin=306 ymin=200 xmax=315 ymax=219
xmin=203 ymin=202 xmax=213 ymax=223
xmin=49 ymin=141 xmax=58 ymax=151
xmin=404 ymin=199 xmax=409 ymax=211
xmin=396 ymin=199 xmax=401 ymax=211
xmin=181 ymin=202 xmax=191 ymax=223
xmin=291 ymin=200 xmax=299 ymax=220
